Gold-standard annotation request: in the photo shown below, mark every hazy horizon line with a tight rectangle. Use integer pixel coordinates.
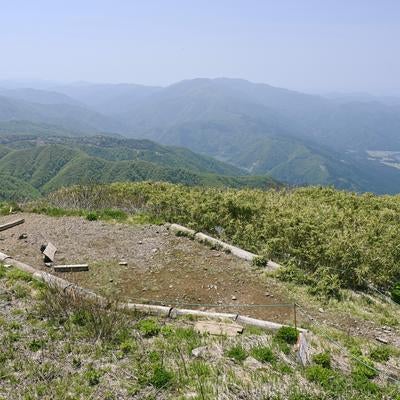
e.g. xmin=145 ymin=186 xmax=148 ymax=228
xmin=0 ymin=76 xmax=399 ymax=97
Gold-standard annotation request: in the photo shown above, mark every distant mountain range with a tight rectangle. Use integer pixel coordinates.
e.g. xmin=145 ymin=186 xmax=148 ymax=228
xmin=1 ymin=78 xmax=400 ymax=193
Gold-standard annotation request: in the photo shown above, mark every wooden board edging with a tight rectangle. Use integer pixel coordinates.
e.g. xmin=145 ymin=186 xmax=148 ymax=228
xmin=0 ymin=218 xmax=25 ymax=232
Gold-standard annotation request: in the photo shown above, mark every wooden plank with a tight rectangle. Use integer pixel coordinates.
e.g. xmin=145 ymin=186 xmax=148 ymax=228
xmin=53 ymin=264 xmax=89 ymax=272
xmin=43 ymin=242 xmax=57 ymax=262
xmin=170 ymin=308 xmax=238 ymax=321
xmin=0 ymin=218 xmax=25 ymax=232
xmin=194 ymin=321 xmax=244 ymax=336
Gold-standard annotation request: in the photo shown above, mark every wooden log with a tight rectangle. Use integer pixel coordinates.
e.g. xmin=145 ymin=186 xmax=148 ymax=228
xmin=124 ymin=303 xmax=172 ymax=317
xmin=236 ymin=315 xmax=307 ymax=332
xmin=194 ymin=321 xmax=243 ymax=336
xmin=0 ymin=218 xmax=25 ymax=232
xmin=170 ymin=308 xmax=238 ymax=321
xmin=169 ymin=224 xmax=196 ymax=238
xmin=53 ymin=264 xmax=89 ymax=272
xmin=0 ymin=252 xmax=10 ymax=262
xmin=43 ymin=242 xmax=57 ymax=262
xmin=236 ymin=315 xmax=286 ymax=330
xmin=194 ymin=232 xmax=256 ymax=262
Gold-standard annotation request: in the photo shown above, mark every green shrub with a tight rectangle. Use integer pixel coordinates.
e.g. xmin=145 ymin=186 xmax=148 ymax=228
xmin=352 ymin=357 xmax=378 ymax=380
xmin=312 ymin=351 xmax=331 ymax=369
xmin=225 ymin=345 xmax=247 ymax=362
xmin=149 ymin=365 xmax=174 ymax=389
xmin=28 ymin=339 xmax=45 ymax=352
xmin=369 ymin=345 xmax=391 ymax=362
xmin=136 ymin=318 xmax=161 ymax=337
xmin=86 ymin=212 xmax=98 ymax=221
xmin=99 ymin=208 xmax=127 ymax=221
xmin=84 ymin=365 xmax=102 ymax=386
xmin=391 ymin=282 xmax=400 ymax=304
xmin=250 ymin=346 xmax=275 ymax=363
xmin=275 ymin=326 xmax=299 ymax=345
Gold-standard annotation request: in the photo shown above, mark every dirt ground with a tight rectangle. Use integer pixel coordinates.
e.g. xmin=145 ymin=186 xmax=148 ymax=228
xmin=0 ymin=213 xmax=296 ymax=324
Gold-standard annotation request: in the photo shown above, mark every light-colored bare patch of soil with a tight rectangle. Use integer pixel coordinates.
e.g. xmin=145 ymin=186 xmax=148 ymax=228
xmin=0 ymin=213 xmax=295 ymax=324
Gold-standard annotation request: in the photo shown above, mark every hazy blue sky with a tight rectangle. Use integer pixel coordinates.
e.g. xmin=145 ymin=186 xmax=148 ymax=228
xmin=1 ymin=0 xmax=399 ymax=94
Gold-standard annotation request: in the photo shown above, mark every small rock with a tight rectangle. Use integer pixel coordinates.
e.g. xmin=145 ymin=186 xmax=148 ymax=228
xmin=243 ymin=357 xmax=263 ymax=370
xmin=18 ymin=233 xmax=27 ymax=240
xmin=318 ymin=308 xmax=324 ymax=313
xmin=169 ymin=285 xmax=173 ymax=289
xmin=118 ymin=261 xmax=128 ymax=266
xmin=376 ymin=336 xmax=389 ymax=344
xmin=138 ymin=241 xmax=143 ymax=245
xmin=151 ymin=248 xmax=158 ymax=253
xmin=191 ymin=346 xmax=208 ymax=358
xmin=109 ymin=279 xmax=114 ymax=283
xmin=231 ymin=295 xmax=237 ymax=301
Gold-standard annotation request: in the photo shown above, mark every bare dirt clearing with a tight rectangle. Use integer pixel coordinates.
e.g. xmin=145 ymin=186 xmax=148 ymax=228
xmin=0 ymin=213 xmax=295 ymax=323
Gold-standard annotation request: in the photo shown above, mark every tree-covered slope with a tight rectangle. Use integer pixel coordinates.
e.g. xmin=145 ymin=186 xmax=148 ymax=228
xmin=0 ymin=174 xmax=40 ymax=201
xmin=0 ymin=134 xmax=279 ymax=200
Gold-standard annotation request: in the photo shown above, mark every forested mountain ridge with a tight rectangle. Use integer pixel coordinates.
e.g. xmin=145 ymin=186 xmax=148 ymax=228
xmin=0 ymin=134 xmax=279 ymax=201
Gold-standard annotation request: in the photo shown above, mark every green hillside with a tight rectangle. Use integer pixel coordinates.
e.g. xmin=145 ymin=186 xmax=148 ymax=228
xmin=0 ymin=174 xmax=40 ymax=201
xmin=0 ymin=135 xmax=278 ymax=200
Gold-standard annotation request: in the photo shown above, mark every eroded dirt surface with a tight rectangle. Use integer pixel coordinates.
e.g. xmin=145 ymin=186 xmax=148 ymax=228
xmin=0 ymin=213 xmax=295 ymax=323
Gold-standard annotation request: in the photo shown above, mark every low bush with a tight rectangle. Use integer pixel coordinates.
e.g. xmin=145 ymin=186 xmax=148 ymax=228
xmin=86 ymin=212 xmax=98 ymax=221
xmin=369 ymin=345 xmax=391 ymax=362
xmin=312 ymin=351 xmax=331 ymax=369
xmin=225 ymin=345 xmax=247 ymax=362
xmin=136 ymin=318 xmax=161 ymax=337
xmin=250 ymin=346 xmax=275 ymax=363
xmin=275 ymin=326 xmax=299 ymax=345
xmin=149 ymin=365 xmax=174 ymax=389
xmin=391 ymin=282 xmax=400 ymax=304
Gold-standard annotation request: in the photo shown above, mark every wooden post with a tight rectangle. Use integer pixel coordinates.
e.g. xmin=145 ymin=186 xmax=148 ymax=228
xmin=294 ymin=303 xmax=297 ymax=330
xmin=0 ymin=218 xmax=25 ymax=232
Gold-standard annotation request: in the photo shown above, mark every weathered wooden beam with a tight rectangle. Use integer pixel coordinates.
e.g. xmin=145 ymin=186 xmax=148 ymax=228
xmin=170 ymin=308 xmax=238 ymax=321
xmin=53 ymin=264 xmax=89 ymax=272
xmin=0 ymin=218 xmax=25 ymax=232
xmin=124 ymin=303 xmax=172 ymax=317
xmin=169 ymin=223 xmax=196 ymax=238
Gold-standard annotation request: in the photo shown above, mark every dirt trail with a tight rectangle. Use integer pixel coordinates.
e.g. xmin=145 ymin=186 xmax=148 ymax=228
xmin=0 ymin=213 xmax=295 ymax=324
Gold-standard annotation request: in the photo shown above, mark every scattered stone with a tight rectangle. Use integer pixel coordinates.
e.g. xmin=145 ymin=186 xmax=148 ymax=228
xmin=231 ymin=295 xmax=237 ymax=301
xmin=18 ymin=233 xmax=27 ymax=240
xmin=191 ymin=346 xmax=208 ymax=358
xmin=138 ymin=241 xmax=143 ymax=245
xmin=318 ymin=308 xmax=324 ymax=313
xmin=109 ymin=279 xmax=114 ymax=283
xmin=118 ymin=261 xmax=128 ymax=266
xmin=376 ymin=336 xmax=389 ymax=344
xmin=243 ymin=357 xmax=263 ymax=370
xmin=169 ymin=285 xmax=173 ymax=289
